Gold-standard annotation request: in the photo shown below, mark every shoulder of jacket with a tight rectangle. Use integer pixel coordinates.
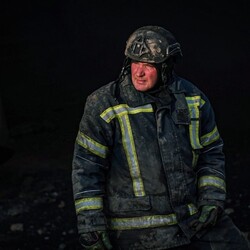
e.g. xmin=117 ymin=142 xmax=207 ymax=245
xmin=85 ymin=81 xmax=118 ymax=113
xmin=87 ymin=81 xmax=115 ymax=99
xmin=171 ymin=75 xmax=207 ymax=97
xmin=86 ymin=81 xmax=119 ymax=105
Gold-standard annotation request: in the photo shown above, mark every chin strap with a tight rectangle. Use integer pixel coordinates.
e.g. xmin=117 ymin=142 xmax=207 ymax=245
xmin=160 ymin=58 xmax=174 ymax=84
xmin=115 ymin=57 xmax=131 ymax=84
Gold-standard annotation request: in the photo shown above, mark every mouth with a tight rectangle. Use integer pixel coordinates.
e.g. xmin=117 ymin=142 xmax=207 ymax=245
xmin=135 ymin=78 xmax=146 ymax=84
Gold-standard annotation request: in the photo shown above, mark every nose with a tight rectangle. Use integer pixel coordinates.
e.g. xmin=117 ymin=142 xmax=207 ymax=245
xmin=135 ymin=64 xmax=145 ymax=77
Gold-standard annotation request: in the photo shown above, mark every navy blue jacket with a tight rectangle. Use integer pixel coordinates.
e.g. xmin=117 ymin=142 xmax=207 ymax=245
xmin=72 ymin=74 xmax=226 ymax=249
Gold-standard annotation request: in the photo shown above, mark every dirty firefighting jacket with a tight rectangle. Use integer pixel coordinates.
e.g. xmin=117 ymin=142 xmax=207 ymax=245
xmin=72 ymin=74 xmax=226 ymax=249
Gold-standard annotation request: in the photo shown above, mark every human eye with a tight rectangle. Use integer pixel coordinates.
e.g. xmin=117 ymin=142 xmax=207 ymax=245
xmin=145 ymin=63 xmax=155 ymax=69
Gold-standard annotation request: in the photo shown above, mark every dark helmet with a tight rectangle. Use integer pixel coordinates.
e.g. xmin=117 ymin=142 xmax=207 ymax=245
xmin=117 ymin=26 xmax=182 ymax=85
xmin=124 ymin=25 xmax=182 ymax=64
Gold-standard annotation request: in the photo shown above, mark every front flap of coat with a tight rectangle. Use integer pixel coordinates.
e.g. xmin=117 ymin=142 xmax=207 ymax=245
xmin=171 ymin=92 xmax=190 ymax=125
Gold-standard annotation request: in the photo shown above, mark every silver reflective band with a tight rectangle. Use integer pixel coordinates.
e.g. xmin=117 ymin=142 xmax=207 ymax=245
xmin=201 ymin=126 xmax=220 ymax=146
xmin=100 ymin=104 xmax=153 ymax=123
xmin=185 ymin=96 xmax=204 ymax=149
xmin=75 ymin=197 xmax=103 ymax=214
xmin=101 ymin=104 xmax=154 ymax=197
xmin=76 ymin=131 xmax=109 ymax=158
xmin=118 ymin=115 xmax=145 ymax=196
xmin=109 ymin=203 xmax=198 ymax=230
xmin=198 ymin=175 xmax=226 ymax=191
xmin=109 ymin=214 xmax=177 ymax=230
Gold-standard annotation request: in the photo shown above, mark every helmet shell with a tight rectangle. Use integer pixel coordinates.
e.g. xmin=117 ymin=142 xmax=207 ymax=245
xmin=125 ymin=26 xmax=182 ymax=64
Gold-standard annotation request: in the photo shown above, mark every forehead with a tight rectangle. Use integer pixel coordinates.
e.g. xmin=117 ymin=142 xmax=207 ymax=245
xmin=131 ymin=60 xmax=157 ymax=67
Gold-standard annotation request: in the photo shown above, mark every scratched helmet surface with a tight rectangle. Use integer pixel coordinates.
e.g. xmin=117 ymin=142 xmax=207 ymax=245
xmin=125 ymin=26 xmax=182 ymax=64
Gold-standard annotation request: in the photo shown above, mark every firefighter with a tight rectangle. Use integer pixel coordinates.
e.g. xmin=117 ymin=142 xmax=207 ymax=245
xmin=72 ymin=26 xmax=250 ymax=249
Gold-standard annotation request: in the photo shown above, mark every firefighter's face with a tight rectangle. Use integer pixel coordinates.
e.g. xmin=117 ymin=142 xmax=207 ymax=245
xmin=131 ymin=61 xmax=158 ymax=92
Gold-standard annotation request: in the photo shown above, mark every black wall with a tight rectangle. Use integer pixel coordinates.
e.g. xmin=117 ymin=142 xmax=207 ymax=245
xmin=1 ymin=1 xmax=249 ymax=152
xmin=0 ymin=1 xmax=250 ymax=248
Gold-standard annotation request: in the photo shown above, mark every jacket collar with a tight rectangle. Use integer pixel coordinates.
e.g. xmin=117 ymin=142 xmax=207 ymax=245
xmin=120 ymin=75 xmax=153 ymax=107
xmin=168 ymin=73 xmax=187 ymax=94
xmin=119 ymin=74 xmax=187 ymax=107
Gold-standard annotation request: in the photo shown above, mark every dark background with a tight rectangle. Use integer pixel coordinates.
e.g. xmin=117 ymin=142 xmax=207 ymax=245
xmin=0 ymin=1 xmax=249 ymax=249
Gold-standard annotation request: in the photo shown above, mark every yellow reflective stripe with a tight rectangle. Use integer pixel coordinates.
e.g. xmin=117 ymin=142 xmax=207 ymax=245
xmin=188 ymin=203 xmax=198 ymax=215
xmin=192 ymin=150 xmax=199 ymax=168
xmin=200 ymin=98 xmax=205 ymax=107
xmin=200 ymin=126 xmax=220 ymax=146
xmin=75 ymin=197 xmax=103 ymax=214
xmin=186 ymin=96 xmax=204 ymax=149
xmin=100 ymin=104 xmax=153 ymax=197
xmin=118 ymin=115 xmax=145 ymax=197
xmin=76 ymin=131 xmax=109 ymax=158
xmin=186 ymin=96 xmax=205 ymax=107
xmin=109 ymin=214 xmax=177 ymax=230
xmin=198 ymin=175 xmax=226 ymax=191
xmin=100 ymin=104 xmax=153 ymax=123
xmin=108 ymin=203 xmax=198 ymax=230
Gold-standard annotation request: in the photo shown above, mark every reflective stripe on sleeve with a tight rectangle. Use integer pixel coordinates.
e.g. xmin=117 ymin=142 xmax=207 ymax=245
xmin=200 ymin=126 xmax=220 ymax=146
xmin=75 ymin=197 xmax=103 ymax=214
xmin=198 ymin=175 xmax=226 ymax=192
xmin=76 ymin=131 xmax=109 ymax=158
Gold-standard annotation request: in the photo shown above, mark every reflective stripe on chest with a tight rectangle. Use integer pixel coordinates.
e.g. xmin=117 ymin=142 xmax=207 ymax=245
xmin=185 ymin=96 xmax=205 ymax=149
xmin=101 ymin=104 xmax=154 ymax=197
xmin=185 ymin=96 xmax=220 ymax=150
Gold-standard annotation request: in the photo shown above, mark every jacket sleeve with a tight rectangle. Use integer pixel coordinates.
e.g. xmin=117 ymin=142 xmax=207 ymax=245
xmin=72 ymin=94 xmax=112 ymax=234
xmin=195 ymin=94 xmax=226 ymax=209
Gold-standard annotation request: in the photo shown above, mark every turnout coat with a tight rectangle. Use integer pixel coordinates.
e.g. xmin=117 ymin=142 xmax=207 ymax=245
xmin=72 ymin=74 xmax=226 ymax=249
